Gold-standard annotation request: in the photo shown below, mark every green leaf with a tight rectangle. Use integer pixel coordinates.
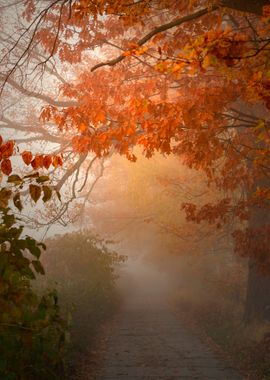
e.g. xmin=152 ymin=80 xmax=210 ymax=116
xmin=0 ymin=356 xmax=7 ymax=372
xmin=42 ymin=185 xmax=52 ymax=202
xmin=36 ymin=175 xmax=50 ymax=184
xmin=2 ymin=212 xmax=15 ymax=228
xmin=38 ymin=242 xmax=46 ymax=251
xmin=13 ymin=193 xmax=23 ymax=212
xmin=22 ymin=266 xmax=36 ymax=280
xmin=7 ymin=174 xmax=22 ymax=185
xmin=24 ymin=172 xmax=39 ymax=179
xmin=3 ymin=373 xmax=17 ymax=380
xmin=29 ymin=184 xmax=41 ymax=203
xmin=32 ymin=260 xmax=45 ymax=275
xmin=25 ymin=237 xmax=42 ymax=258
xmin=35 ymin=303 xmax=47 ymax=320
xmin=15 ymin=239 xmax=27 ymax=250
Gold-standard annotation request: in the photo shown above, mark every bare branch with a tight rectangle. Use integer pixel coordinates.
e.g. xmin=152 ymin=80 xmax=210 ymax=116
xmin=78 ymin=155 xmax=98 ymax=192
xmin=0 ymin=74 xmax=79 ymax=107
xmin=0 ymin=0 xmax=63 ymax=94
xmin=56 ymin=153 xmax=88 ymax=191
xmin=0 ymin=32 xmax=68 ymax=85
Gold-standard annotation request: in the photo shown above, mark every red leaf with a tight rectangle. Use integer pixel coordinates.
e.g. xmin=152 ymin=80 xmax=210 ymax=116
xmin=43 ymin=155 xmax=52 ymax=169
xmin=1 ymin=159 xmax=12 ymax=175
xmin=22 ymin=151 xmax=33 ymax=165
xmin=0 ymin=141 xmax=14 ymax=158
xmin=31 ymin=155 xmax=43 ymax=170
xmin=52 ymin=155 xmax=63 ymax=168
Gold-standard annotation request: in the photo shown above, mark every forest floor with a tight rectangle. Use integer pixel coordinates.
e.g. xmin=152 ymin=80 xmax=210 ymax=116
xmin=88 ymin=260 xmax=243 ymax=380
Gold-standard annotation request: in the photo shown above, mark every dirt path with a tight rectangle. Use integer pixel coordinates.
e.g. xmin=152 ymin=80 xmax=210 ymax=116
xmin=95 ymin=260 xmax=243 ymax=380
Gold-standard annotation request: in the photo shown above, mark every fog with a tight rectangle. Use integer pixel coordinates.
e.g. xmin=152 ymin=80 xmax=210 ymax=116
xmin=1 ymin=1 xmax=269 ymax=377
xmin=38 ymin=147 xmax=247 ymax=311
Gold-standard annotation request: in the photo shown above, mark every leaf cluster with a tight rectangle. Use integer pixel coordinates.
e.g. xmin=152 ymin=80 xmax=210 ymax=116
xmin=0 ymin=208 xmax=69 ymax=380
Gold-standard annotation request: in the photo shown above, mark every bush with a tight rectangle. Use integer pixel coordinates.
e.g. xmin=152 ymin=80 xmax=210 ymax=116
xmin=42 ymin=231 xmax=125 ymax=349
xmin=0 ymin=208 xmax=68 ymax=380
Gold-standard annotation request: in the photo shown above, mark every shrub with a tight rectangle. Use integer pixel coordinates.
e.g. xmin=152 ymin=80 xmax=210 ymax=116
xmin=0 ymin=207 xmax=69 ymax=380
xmin=42 ymin=231 xmax=125 ymax=346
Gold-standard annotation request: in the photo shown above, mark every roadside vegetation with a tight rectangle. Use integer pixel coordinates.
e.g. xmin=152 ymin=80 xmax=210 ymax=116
xmin=0 ymin=205 xmax=124 ymax=380
xmin=0 ymin=208 xmax=68 ymax=380
xmin=41 ymin=231 xmax=125 ymax=377
xmin=172 ymin=253 xmax=270 ymax=380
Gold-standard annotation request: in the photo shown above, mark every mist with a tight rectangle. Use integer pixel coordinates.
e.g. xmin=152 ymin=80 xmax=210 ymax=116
xmin=1 ymin=1 xmax=270 ymax=379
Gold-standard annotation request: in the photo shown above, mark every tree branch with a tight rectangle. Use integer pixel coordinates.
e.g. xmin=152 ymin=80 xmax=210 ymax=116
xmin=56 ymin=153 xmax=88 ymax=191
xmin=0 ymin=74 xmax=78 ymax=107
xmin=0 ymin=32 xmax=68 ymax=85
xmin=91 ymin=6 xmax=218 ymax=72
xmin=221 ymin=0 xmax=269 ymax=15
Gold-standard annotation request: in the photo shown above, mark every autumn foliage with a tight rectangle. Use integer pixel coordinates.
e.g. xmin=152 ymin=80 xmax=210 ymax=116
xmin=0 ymin=139 xmax=14 ymax=175
xmin=0 ymin=0 xmax=269 ymax=347
xmin=1 ymin=1 xmax=268 ymax=269
xmin=0 ymin=2 xmax=270 ymax=378
xmin=19 ymin=1 xmax=269 ymax=269
xmin=0 ymin=134 xmax=64 ymax=208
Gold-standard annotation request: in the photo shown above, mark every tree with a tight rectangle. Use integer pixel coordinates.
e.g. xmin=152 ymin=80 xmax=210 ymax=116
xmin=1 ymin=1 xmax=270 ymax=320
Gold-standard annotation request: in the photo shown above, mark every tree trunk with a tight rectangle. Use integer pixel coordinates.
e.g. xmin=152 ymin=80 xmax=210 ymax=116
xmin=244 ymin=258 xmax=270 ymax=322
xmin=222 ymin=0 xmax=269 ymax=15
xmin=244 ymin=175 xmax=270 ymax=322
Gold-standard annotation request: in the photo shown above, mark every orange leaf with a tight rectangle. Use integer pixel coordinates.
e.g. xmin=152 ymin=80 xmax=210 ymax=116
xmin=1 ymin=159 xmax=12 ymax=175
xmin=78 ymin=123 xmax=88 ymax=132
xmin=52 ymin=155 xmax=63 ymax=168
xmin=123 ymin=51 xmax=131 ymax=57
xmin=128 ymin=42 xmax=138 ymax=49
xmin=31 ymin=155 xmax=43 ymax=170
xmin=43 ymin=155 xmax=52 ymax=169
xmin=95 ymin=110 xmax=106 ymax=123
xmin=0 ymin=141 xmax=14 ymax=158
xmin=22 ymin=151 xmax=33 ymax=165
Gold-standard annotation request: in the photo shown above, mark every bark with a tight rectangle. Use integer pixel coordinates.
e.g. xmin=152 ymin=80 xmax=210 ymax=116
xmin=231 ymin=103 xmax=270 ymax=322
xmin=244 ymin=178 xmax=270 ymax=322
xmin=245 ymin=258 xmax=270 ymax=322
xmin=222 ymin=0 xmax=269 ymax=15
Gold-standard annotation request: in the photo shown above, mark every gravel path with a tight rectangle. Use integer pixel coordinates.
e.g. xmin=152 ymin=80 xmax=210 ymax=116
xmin=96 ymin=262 xmax=243 ymax=380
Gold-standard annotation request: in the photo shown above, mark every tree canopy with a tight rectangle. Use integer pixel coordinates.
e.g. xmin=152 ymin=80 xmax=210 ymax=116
xmin=0 ymin=0 xmax=269 ymax=273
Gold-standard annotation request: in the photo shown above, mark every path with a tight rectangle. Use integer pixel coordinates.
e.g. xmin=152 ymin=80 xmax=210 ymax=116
xmin=96 ymin=260 xmax=242 ymax=380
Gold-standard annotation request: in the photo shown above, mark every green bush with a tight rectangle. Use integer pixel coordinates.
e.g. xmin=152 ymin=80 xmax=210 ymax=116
xmin=0 ymin=207 xmax=124 ymax=380
xmin=42 ymin=231 xmax=125 ymax=347
xmin=0 ymin=207 xmax=69 ymax=380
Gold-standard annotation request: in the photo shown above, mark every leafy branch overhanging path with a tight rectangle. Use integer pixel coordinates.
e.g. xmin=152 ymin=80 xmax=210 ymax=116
xmin=91 ymin=6 xmax=218 ymax=72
